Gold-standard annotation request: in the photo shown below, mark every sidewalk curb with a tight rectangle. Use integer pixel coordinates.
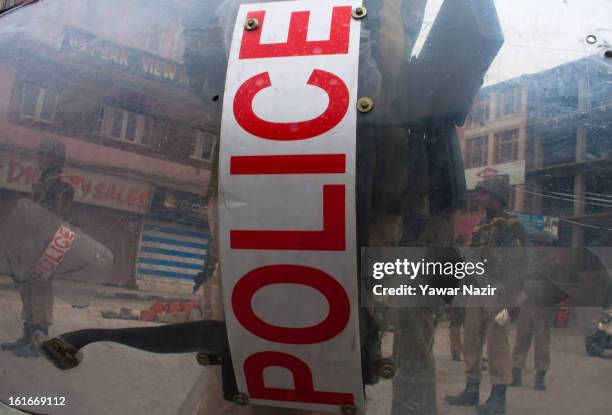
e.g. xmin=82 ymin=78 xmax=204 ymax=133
xmin=0 ymin=275 xmax=200 ymax=304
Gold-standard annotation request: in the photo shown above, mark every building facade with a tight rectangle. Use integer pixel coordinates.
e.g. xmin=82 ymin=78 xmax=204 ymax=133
xmin=0 ymin=0 xmax=216 ymax=292
xmin=525 ymin=56 xmax=612 ymax=247
xmin=455 ymin=79 xmax=529 ymax=243
xmin=456 ymin=54 xmax=612 ymax=248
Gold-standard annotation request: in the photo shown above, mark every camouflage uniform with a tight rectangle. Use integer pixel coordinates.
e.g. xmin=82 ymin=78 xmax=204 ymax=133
xmin=510 ymin=306 xmax=553 ymax=385
xmin=446 ymin=176 xmax=527 ymax=415
xmin=509 ymin=236 xmax=563 ymax=390
xmin=463 ymin=211 xmax=526 ymax=385
xmin=32 ymin=166 xmax=74 ymax=221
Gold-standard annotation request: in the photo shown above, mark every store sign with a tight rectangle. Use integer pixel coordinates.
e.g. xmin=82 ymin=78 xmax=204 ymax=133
xmin=515 ymin=212 xmax=559 ymax=237
xmin=0 ymin=153 xmax=151 ymax=214
xmin=61 ymin=26 xmax=190 ymax=88
xmin=219 ymin=0 xmax=364 ymax=412
xmin=465 ymin=160 xmax=525 ymax=190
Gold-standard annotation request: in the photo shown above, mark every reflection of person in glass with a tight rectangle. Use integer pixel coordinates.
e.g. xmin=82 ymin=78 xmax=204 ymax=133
xmin=509 ymin=232 xmax=557 ymax=391
xmin=510 ymin=305 xmax=553 ymax=391
xmin=1 ymin=140 xmax=74 ymax=358
xmin=445 ymin=176 xmax=527 ymax=415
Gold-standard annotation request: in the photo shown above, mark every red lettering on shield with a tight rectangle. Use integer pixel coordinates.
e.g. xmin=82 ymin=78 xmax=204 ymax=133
xmin=244 ymin=351 xmax=353 ymax=405
xmin=232 ymin=264 xmax=350 ymax=344
xmin=239 ymin=6 xmax=352 ymax=59
xmin=233 ymin=70 xmax=349 ymax=140
xmin=230 ymin=154 xmax=346 ymax=175
xmin=230 ymin=184 xmax=345 ymax=250
xmin=53 ymin=235 xmax=71 ymax=250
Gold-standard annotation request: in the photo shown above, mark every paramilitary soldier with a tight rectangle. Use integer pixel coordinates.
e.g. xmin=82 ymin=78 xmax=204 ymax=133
xmin=1 ymin=140 xmax=74 ymax=358
xmin=509 ymin=231 xmax=556 ymax=392
xmin=445 ymin=176 xmax=527 ymax=415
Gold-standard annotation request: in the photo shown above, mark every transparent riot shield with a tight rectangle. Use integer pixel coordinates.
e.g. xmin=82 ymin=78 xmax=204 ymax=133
xmin=1 ymin=198 xmax=113 ymax=292
xmin=0 ymin=1 xmax=611 ymax=415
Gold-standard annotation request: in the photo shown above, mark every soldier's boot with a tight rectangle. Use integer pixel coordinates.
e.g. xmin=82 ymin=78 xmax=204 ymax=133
xmin=13 ymin=324 xmax=48 ymax=358
xmin=445 ymin=380 xmax=480 ymax=406
xmin=510 ymin=367 xmax=522 ymax=387
xmin=1 ymin=321 xmax=33 ymax=351
xmin=476 ymin=384 xmax=506 ymax=415
xmin=534 ymin=371 xmax=546 ymax=391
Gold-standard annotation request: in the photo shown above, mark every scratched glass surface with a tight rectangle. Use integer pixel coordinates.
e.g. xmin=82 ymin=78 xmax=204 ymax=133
xmin=0 ymin=1 xmax=611 ymax=415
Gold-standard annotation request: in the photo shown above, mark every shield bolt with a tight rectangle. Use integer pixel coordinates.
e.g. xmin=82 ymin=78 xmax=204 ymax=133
xmin=196 ymin=353 xmax=211 ymax=366
xmin=341 ymin=404 xmax=357 ymax=415
xmin=52 ymin=339 xmax=63 ymax=352
xmin=379 ymin=363 xmax=397 ymax=379
xmin=357 ymin=97 xmax=373 ymax=113
xmin=352 ymin=7 xmax=367 ymax=19
xmin=245 ymin=17 xmax=259 ymax=31
xmin=377 ymin=358 xmax=398 ymax=379
xmin=233 ymin=393 xmax=250 ymax=406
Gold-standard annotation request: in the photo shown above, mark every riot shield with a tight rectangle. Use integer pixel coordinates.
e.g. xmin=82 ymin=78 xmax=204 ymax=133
xmin=1 ymin=198 xmax=113 ymax=288
xmin=0 ymin=1 xmax=611 ymax=415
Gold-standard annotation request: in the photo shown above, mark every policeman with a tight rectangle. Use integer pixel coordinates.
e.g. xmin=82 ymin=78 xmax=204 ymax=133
xmin=509 ymin=232 xmax=556 ymax=391
xmin=510 ymin=306 xmax=552 ymax=391
xmin=0 ymin=140 xmax=74 ymax=358
xmin=445 ymin=176 xmax=527 ymax=415
xmin=509 ymin=239 xmax=607 ymax=392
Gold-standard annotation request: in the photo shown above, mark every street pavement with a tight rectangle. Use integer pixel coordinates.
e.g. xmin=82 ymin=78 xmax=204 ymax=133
xmin=0 ymin=284 xmax=611 ymax=415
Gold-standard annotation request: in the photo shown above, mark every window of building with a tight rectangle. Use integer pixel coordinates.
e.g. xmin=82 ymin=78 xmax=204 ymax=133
xmin=191 ymin=130 xmax=216 ymax=162
xmin=540 ymin=177 xmax=575 ymax=216
xmin=464 ymin=136 xmax=489 ymax=168
xmin=494 ymin=129 xmax=519 ymax=164
xmin=100 ymin=106 xmax=153 ymax=144
xmin=20 ymin=83 xmax=59 ymax=123
xmin=496 ymin=87 xmax=521 ymax=117
xmin=542 ymin=129 xmax=576 ymax=167
xmin=466 ymin=99 xmax=490 ymax=127
xmin=585 ymin=171 xmax=612 ymax=215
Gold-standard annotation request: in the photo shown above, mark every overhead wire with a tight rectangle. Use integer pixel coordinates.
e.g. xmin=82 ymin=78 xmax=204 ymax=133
xmin=496 ymin=182 xmax=612 ymax=232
